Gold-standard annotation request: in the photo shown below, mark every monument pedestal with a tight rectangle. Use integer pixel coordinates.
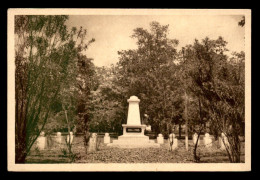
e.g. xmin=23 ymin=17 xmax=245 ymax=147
xmin=108 ymin=124 xmax=159 ymax=148
xmin=108 ymin=96 xmax=160 ymax=148
xmin=122 ymin=124 xmax=146 ymax=135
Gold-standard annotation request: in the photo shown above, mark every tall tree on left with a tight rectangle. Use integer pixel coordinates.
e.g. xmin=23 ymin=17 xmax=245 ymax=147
xmin=15 ymin=15 xmax=81 ymax=163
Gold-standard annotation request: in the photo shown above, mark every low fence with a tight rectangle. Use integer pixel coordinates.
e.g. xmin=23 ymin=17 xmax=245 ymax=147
xmin=32 ymin=131 xmax=245 ymax=151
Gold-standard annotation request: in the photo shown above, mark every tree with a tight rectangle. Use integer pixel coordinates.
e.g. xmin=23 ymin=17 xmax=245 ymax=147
xmin=114 ymin=21 xmax=183 ymax=137
xmin=87 ymin=65 xmax=126 ymax=135
xmin=42 ymin=27 xmax=97 ymax=153
xmin=15 ymin=15 xmax=92 ymax=163
xmin=76 ymin=53 xmax=98 ymax=152
xmin=181 ymin=37 xmax=245 ymax=162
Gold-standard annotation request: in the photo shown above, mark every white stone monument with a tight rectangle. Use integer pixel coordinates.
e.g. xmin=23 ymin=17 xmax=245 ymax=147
xmin=220 ymin=133 xmax=229 ymax=150
xmin=157 ymin=134 xmax=164 ymax=144
xmin=56 ymin=132 xmax=62 ymax=147
xmin=88 ymin=133 xmax=97 ymax=152
xmin=104 ymin=133 xmax=110 ymax=144
xmin=66 ymin=132 xmax=73 ymax=144
xmin=108 ymin=96 xmax=159 ymax=148
xmin=193 ymin=133 xmax=200 ymax=145
xmin=204 ymin=133 xmax=212 ymax=148
xmin=37 ymin=131 xmax=46 ymax=150
xmin=169 ymin=133 xmax=178 ymax=150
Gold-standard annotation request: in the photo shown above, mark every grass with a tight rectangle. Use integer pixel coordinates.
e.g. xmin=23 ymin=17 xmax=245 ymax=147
xmin=26 ymin=136 xmax=245 ymax=163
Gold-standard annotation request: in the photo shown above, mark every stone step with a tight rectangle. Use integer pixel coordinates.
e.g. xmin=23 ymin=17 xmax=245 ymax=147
xmin=108 ymin=135 xmax=160 ymax=148
xmin=112 ymin=138 xmax=156 ymax=144
xmin=112 ymin=140 xmax=118 ymax=143
xmin=149 ymin=140 xmax=155 ymax=143
xmin=109 ymin=140 xmax=158 ymax=146
xmin=107 ymin=143 xmax=160 ymax=148
xmin=111 ymin=140 xmax=149 ymax=145
xmin=115 ymin=139 xmax=150 ymax=143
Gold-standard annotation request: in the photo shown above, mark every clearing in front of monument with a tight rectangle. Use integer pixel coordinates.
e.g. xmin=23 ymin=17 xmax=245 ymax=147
xmin=26 ymin=137 xmax=245 ymax=163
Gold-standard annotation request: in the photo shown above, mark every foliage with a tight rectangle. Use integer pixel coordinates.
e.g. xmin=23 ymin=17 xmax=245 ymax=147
xmin=86 ymin=22 xmax=245 ymax=162
xmin=113 ymin=21 xmax=182 ymax=136
xmin=181 ymin=37 xmax=245 ymax=162
xmin=15 ymin=17 xmax=245 ymax=164
xmin=15 ymin=15 xmax=95 ymax=163
xmin=89 ymin=66 xmax=126 ymax=134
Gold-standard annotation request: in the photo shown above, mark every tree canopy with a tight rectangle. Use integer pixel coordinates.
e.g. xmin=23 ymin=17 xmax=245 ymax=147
xmin=15 ymin=17 xmax=245 ymax=163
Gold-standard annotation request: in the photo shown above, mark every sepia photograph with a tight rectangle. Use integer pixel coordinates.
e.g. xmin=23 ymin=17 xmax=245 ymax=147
xmin=7 ymin=8 xmax=251 ymax=171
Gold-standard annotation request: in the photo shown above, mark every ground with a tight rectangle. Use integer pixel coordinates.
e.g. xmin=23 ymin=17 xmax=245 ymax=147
xmin=26 ymin=136 xmax=245 ymax=163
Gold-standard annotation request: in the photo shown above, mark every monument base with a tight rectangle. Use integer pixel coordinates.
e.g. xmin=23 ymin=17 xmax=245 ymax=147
xmin=107 ymin=124 xmax=160 ymax=148
xmin=107 ymin=136 xmax=160 ymax=148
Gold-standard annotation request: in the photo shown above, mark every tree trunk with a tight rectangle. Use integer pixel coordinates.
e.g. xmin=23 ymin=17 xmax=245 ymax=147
xmin=193 ymin=128 xmax=203 ymax=163
xmin=15 ymin=136 xmax=27 ymax=163
xmin=179 ymin=123 xmax=182 ymax=139
xmin=15 ymin=151 xmax=27 ymax=163
xmin=15 ymin=82 xmax=28 ymax=163
xmin=184 ymin=91 xmax=188 ymax=151
xmin=83 ymin=114 xmax=91 ymax=153
xmin=64 ymin=108 xmax=72 ymax=152
xmin=227 ymin=132 xmax=241 ymax=163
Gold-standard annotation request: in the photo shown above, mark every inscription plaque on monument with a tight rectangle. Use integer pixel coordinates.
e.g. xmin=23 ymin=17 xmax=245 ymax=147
xmin=126 ymin=128 xmax=141 ymax=133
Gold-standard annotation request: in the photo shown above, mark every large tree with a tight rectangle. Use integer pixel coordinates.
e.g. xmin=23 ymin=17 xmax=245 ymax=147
xmin=114 ymin=21 xmax=182 ymax=136
xmin=15 ymin=15 xmax=95 ymax=163
xmin=76 ymin=53 xmax=98 ymax=152
xmin=181 ymin=37 xmax=245 ymax=162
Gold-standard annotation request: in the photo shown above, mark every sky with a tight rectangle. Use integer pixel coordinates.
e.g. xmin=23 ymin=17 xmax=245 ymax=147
xmin=66 ymin=15 xmax=245 ymax=67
